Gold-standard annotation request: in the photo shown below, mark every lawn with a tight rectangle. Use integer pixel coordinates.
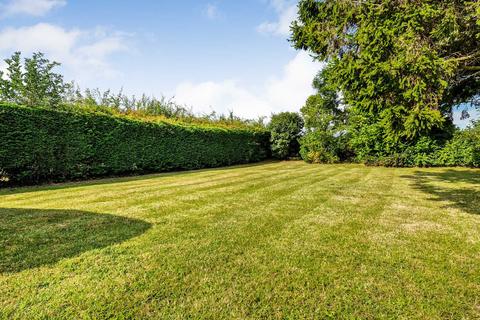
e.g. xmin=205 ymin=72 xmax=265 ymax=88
xmin=0 ymin=161 xmax=479 ymax=319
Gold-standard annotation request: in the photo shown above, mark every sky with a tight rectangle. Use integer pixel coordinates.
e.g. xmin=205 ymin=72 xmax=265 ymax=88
xmin=0 ymin=0 xmax=477 ymax=126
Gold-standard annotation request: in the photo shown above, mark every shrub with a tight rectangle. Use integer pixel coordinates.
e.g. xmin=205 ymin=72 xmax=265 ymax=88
xmin=299 ymin=131 xmax=339 ymax=164
xmin=405 ymin=136 xmax=442 ymax=167
xmin=269 ymin=132 xmax=292 ymax=160
xmin=378 ymin=153 xmax=411 ymax=168
xmin=437 ymin=124 xmax=480 ymax=167
xmin=363 ymin=127 xmax=480 ymax=168
xmin=268 ymin=112 xmax=304 ymax=159
xmin=0 ymin=104 xmax=270 ymax=186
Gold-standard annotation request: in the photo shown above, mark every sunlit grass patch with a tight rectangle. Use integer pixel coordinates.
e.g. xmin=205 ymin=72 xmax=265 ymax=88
xmin=0 ymin=162 xmax=479 ymax=319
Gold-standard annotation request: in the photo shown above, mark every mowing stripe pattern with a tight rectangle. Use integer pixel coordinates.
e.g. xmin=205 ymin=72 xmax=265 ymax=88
xmin=0 ymin=162 xmax=479 ymax=319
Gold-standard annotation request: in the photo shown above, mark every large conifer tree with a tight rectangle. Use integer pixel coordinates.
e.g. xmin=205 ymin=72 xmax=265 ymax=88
xmin=291 ymin=0 xmax=479 ymax=145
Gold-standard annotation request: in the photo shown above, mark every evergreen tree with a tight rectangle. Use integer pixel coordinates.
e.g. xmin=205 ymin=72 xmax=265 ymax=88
xmin=291 ymin=0 xmax=479 ymax=145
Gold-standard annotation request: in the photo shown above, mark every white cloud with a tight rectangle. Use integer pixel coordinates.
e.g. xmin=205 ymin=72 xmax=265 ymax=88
xmin=0 ymin=23 xmax=129 ymax=84
xmin=174 ymin=51 xmax=322 ymax=118
xmin=203 ymin=3 xmax=220 ymax=20
xmin=257 ymin=0 xmax=297 ymax=36
xmin=265 ymin=51 xmax=322 ymax=109
xmin=175 ymin=80 xmax=272 ymax=118
xmin=0 ymin=0 xmax=66 ymax=17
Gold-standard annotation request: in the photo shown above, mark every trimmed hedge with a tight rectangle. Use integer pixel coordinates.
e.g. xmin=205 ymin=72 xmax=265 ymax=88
xmin=0 ymin=104 xmax=270 ymax=186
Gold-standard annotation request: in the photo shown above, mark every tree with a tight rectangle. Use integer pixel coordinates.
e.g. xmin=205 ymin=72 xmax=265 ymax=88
xmin=268 ymin=112 xmax=304 ymax=159
xmin=300 ymin=70 xmax=351 ymax=163
xmin=291 ymin=0 xmax=480 ymax=145
xmin=0 ymin=52 xmax=70 ymax=108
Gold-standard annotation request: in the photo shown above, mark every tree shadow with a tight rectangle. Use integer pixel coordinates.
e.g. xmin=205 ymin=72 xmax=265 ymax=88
xmin=0 ymin=208 xmax=151 ymax=274
xmin=402 ymin=170 xmax=480 ymax=215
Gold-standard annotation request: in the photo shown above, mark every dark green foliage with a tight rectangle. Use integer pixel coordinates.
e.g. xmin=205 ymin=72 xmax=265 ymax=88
xmin=363 ymin=124 xmax=480 ymax=167
xmin=291 ymin=0 xmax=480 ymax=155
xmin=366 ymin=137 xmax=442 ymax=168
xmin=406 ymin=137 xmax=442 ymax=167
xmin=268 ymin=112 xmax=304 ymax=159
xmin=0 ymin=104 xmax=270 ymax=186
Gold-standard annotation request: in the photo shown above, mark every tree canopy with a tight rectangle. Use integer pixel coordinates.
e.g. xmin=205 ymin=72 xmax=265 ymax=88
xmin=291 ymin=0 xmax=480 ymax=142
xmin=299 ymin=70 xmax=351 ymax=163
xmin=0 ymin=52 xmax=69 ymax=108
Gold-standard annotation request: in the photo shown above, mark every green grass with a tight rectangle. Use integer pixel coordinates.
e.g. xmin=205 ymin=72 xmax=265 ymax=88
xmin=0 ymin=162 xmax=479 ymax=319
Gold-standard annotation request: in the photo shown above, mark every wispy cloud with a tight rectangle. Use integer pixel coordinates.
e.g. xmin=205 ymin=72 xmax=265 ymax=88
xmin=257 ymin=0 xmax=297 ymax=37
xmin=203 ymin=3 xmax=221 ymax=20
xmin=0 ymin=0 xmax=66 ymax=17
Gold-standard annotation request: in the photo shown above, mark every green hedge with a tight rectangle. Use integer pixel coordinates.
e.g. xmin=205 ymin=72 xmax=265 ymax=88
xmin=0 ymin=104 xmax=270 ymax=186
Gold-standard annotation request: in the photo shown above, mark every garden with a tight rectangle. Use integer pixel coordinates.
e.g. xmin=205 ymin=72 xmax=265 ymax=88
xmin=0 ymin=0 xmax=479 ymax=319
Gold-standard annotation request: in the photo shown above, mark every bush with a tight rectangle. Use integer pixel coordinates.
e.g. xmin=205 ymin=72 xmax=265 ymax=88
xmin=268 ymin=112 xmax=304 ymax=159
xmin=269 ymin=132 xmax=292 ymax=160
xmin=0 ymin=104 xmax=270 ymax=186
xmin=362 ymin=127 xmax=480 ymax=168
xmin=437 ymin=124 xmax=480 ymax=167
xmin=300 ymin=131 xmax=339 ymax=164
xmin=299 ymin=71 xmax=352 ymax=164
xmin=363 ymin=137 xmax=442 ymax=167
xmin=405 ymin=136 xmax=442 ymax=167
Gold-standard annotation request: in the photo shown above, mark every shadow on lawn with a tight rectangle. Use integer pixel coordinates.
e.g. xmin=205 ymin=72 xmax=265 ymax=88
xmin=0 ymin=208 xmax=151 ymax=273
xmin=403 ymin=169 xmax=480 ymax=215
xmin=0 ymin=161 xmax=279 ymax=196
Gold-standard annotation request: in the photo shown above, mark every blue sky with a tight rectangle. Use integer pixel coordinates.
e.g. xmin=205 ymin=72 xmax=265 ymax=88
xmin=0 ymin=0 xmax=321 ymax=119
xmin=0 ymin=0 xmax=477 ymax=125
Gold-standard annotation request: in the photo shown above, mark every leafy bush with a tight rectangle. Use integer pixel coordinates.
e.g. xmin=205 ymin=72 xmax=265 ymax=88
xmin=361 ymin=126 xmax=480 ymax=168
xmin=349 ymin=114 xmax=395 ymax=163
xmin=405 ymin=137 xmax=442 ymax=167
xmin=363 ymin=137 xmax=440 ymax=167
xmin=437 ymin=123 xmax=480 ymax=167
xmin=268 ymin=112 xmax=304 ymax=159
xmin=269 ymin=132 xmax=292 ymax=160
xmin=300 ymin=131 xmax=340 ymax=164
xmin=0 ymin=104 xmax=270 ymax=186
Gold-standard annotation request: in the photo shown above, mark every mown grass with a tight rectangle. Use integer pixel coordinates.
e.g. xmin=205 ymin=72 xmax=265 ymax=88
xmin=0 ymin=162 xmax=479 ymax=319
